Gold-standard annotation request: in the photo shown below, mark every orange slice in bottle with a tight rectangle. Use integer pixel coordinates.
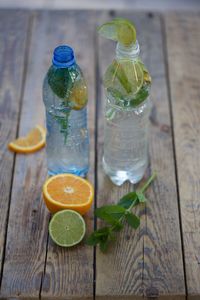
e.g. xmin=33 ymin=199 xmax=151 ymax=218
xmin=8 ymin=125 xmax=46 ymax=154
xmin=43 ymin=174 xmax=94 ymax=215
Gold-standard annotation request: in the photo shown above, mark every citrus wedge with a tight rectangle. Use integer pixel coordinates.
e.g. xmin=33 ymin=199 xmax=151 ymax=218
xmin=70 ymin=79 xmax=88 ymax=110
xmin=98 ymin=18 xmax=136 ymax=46
xmin=43 ymin=174 xmax=94 ymax=215
xmin=104 ymin=59 xmax=144 ymax=96
xmin=121 ymin=60 xmax=144 ymax=94
xmin=49 ymin=209 xmax=86 ymax=247
xmin=8 ymin=125 xmax=46 ymax=154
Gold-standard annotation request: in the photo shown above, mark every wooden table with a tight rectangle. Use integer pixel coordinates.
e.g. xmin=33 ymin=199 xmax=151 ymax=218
xmin=0 ymin=9 xmax=200 ymax=300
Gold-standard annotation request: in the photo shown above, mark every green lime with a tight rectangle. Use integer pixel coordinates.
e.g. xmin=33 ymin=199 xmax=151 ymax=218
xmin=104 ymin=59 xmax=144 ymax=95
xmin=49 ymin=210 xmax=86 ymax=247
xmin=120 ymin=60 xmax=144 ymax=94
xmin=98 ymin=18 xmax=136 ymax=46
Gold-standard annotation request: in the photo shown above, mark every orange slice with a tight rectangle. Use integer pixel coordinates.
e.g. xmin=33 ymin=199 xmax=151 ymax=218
xmin=43 ymin=174 xmax=94 ymax=215
xmin=8 ymin=125 xmax=46 ymax=154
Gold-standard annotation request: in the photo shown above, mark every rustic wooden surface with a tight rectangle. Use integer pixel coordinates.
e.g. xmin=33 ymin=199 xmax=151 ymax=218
xmin=0 ymin=9 xmax=29 ymax=284
xmin=0 ymin=9 xmax=199 ymax=300
xmin=165 ymin=12 xmax=200 ymax=300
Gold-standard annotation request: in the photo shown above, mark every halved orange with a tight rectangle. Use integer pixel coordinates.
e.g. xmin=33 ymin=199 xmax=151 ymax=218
xmin=8 ymin=125 xmax=46 ymax=154
xmin=43 ymin=174 xmax=94 ymax=215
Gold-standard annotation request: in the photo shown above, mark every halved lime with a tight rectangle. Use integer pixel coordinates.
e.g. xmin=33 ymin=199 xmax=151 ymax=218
xmin=98 ymin=18 xmax=136 ymax=46
xmin=49 ymin=209 xmax=86 ymax=247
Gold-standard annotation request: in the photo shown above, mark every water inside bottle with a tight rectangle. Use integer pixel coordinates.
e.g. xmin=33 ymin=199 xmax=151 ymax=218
xmin=103 ymin=96 xmax=150 ymax=185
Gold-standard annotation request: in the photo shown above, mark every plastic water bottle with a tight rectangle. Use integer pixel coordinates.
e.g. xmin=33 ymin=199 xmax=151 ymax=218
xmin=43 ymin=45 xmax=89 ymax=176
xmin=102 ymin=41 xmax=151 ymax=186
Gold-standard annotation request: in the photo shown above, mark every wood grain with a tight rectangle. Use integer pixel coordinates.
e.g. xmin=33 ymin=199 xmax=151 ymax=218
xmin=0 ymin=9 xmax=29 ymax=282
xmin=165 ymin=12 xmax=200 ymax=299
xmin=40 ymin=11 xmax=97 ymax=299
xmin=0 ymin=11 xmax=49 ymax=298
xmin=96 ymin=11 xmax=185 ymax=299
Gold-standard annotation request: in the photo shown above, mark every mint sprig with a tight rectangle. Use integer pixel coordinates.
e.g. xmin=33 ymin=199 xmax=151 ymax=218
xmin=86 ymin=172 xmax=156 ymax=252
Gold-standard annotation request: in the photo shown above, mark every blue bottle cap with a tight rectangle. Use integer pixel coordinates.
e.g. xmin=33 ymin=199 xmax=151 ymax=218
xmin=52 ymin=45 xmax=75 ymax=68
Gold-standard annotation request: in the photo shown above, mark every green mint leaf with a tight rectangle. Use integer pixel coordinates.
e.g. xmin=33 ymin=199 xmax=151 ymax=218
xmin=118 ymin=192 xmax=138 ymax=209
xmin=130 ymin=88 xmax=149 ymax=107
xmin=93 ymin=227 xmax=110 ymax=237
xmin=86 ymin=173 xmax=156 ymax=252
xmin=86 ymin=233 xmax=101 ymax=246
xmin=99 ymin=232 xmax=116 ymax=252
xmin=48 ymin=67 xmax=73 ymax=99
xmin=100 ymin=240 xmax=109 ymax=252
xmin=95 ymin=205 xmax=126 ymax=225
xmin=125 ymin=212 xmax=140 ymax=229
xmin=136 ymin=191 xmax=147 ymax=203
xmin=112 ymin=222 xmax=124 ymax=232
xmin=86 ymin=227 xmax=110 ymax=246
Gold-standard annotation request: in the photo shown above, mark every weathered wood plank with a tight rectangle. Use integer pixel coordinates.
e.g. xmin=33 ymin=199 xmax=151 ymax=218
xmin=0 ymin=11 xmax=50 ymax=299
xmin=96 ymin=11 xmax=185 ymax=299
xmin=165 ymin=12 xmax=200 ymax=299
xmin=0 ymin=9 xmax=29 ymax=283
xmin=40 ymin=11 xmax=97 ymax=299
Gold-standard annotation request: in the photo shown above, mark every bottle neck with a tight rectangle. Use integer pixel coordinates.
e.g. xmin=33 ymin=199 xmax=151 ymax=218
xmin=52 ymin=45 xmax=76 ymax=68
xmin=116 ymin=40 xmax=140 ymax=61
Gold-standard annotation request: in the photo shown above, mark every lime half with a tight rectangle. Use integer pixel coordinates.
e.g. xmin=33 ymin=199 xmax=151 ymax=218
xmin=49 ymin=210 xmax=86 ymax=247
xmin=98 ymin=18 xmax=136 ymax=46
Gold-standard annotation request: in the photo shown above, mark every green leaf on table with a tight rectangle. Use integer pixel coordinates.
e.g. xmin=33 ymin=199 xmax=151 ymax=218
xmin=85 ymin=173 xmax=157 ymax=253
xmin=86 ymin=227 xmax=110 ymax=246
xmin=118 ymin=192 xmax=138 ymax=209
xmin=100 ymin=240 xmax=109 ymax=252
xmin=136 ymin=191 xmax=148 ymax=203
xmin=86 ymin=233 xmax=101 ymax=246
xmin=125 ymin=212 xmax=140 ymax=229
xmin=112 ymin=222 xmax=124 ymax=232
xmin=99 ymin=231 xmax=116 ymax=252
xmin=95 ymin=205 xmax=126 ymax=225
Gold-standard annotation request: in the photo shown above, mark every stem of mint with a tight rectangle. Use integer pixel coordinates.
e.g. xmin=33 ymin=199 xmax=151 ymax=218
xmin=140 ymin=172 xmax=157 ymax=193
xmin=110 ymin=172 xmax=157 ymax=232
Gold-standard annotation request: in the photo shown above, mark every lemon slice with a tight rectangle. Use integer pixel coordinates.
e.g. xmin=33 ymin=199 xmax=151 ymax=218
xmin=8 ymin=125 xmax=46 ymax=154
xmin=98 ymin=18 xmax=136 ymax=46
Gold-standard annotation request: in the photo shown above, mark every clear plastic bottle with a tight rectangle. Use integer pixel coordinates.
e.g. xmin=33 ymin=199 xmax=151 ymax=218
xmin=103 ymin=41 xmax=151 ymax=185
xmin=43 ymin=45 xmax=89 ymax=176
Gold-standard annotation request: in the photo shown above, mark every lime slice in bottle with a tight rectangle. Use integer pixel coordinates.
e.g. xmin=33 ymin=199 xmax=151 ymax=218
xmin=104 ymin=59 xmax=144 ymax=95
xmin=49 ymin=209 xmax=86 ymax=247
xmin=98 ymin=18 xmax=136 ymax=46
xmin=120 ymin=60 xmax=144 ymax=94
